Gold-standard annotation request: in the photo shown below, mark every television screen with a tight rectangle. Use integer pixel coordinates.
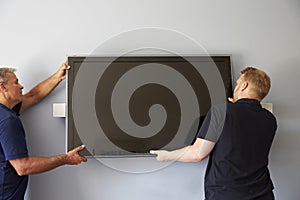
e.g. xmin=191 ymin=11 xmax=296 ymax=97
xmin=67 ymin=55 xmax=232 ymax=157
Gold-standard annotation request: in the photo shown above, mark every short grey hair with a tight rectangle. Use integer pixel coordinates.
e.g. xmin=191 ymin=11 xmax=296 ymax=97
xmin=0 ymin=67 xmax=16 ymax=83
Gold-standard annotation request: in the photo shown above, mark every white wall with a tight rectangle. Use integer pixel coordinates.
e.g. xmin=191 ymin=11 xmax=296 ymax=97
xmin=1 ymin=0 xmax=300 ymax=199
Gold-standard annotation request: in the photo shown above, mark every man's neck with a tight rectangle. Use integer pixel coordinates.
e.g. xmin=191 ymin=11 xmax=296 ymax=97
xmin=0 ymin=98 xmax=16 ymax=109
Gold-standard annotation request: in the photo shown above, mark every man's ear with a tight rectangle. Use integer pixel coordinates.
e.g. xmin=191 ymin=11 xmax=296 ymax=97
xmin=241 ymin=82 xmax=248 ymax=91
xmin=0 ymin=82 xmax=7 ymax=91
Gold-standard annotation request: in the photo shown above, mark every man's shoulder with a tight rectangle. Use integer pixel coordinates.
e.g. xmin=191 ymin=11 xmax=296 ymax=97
xmin=0 ymin=104 xmax=19 ymax=124
xmin=0 ymin=105 xmax=12 ymax=118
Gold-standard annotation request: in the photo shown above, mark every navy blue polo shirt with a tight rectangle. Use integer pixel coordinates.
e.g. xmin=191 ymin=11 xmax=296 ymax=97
xmin=0 ymin=103 xmax=28 ymax=200
xmin=197 ymin=98 xmax=277 ymax=200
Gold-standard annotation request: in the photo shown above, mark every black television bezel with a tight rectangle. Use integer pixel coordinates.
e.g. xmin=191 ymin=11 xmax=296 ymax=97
xmin=66 ymin=55 xmax=232 ymax=157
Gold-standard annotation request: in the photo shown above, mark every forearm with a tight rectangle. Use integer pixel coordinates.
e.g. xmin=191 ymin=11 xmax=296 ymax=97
xmin=151 ymin=146 xmax=205 ymax=162
xmin=173 ymin=146 xmax=206 ymax=162
xmin=161 ymin=147 xmax=190 ymax=162
xmin=9 ymin=145 xmax=86 ymax=176
xmin=12 ymin=155 xmax=67 ymax=176
xmin=26 ymin=73 xmax=62 ymax=102
xmin=150 ymin=138 xmax=215 ymax=162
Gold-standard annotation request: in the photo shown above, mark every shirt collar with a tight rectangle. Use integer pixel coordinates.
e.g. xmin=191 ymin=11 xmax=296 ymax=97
xmin=0 ymin=103 xmax=19 ymax=116
xmin=235 ymin=98 xmax=261 ymax=105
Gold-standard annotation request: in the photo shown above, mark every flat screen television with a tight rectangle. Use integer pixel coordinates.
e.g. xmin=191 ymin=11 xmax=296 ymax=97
xmin=67 ymin=55 xmax=232 ymax=157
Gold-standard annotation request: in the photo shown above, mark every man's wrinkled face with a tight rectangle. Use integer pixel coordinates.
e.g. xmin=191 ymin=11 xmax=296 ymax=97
xmin=4 ymin=72 xmax=24 ymax=104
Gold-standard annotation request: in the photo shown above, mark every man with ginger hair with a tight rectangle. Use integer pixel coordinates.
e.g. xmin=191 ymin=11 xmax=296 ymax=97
xmin=151 ymin=67 xmax=277 ymax=200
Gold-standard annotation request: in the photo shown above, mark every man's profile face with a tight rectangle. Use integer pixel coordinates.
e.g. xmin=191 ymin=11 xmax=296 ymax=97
xmin=4 ymin=72 xmax=24 ymax=105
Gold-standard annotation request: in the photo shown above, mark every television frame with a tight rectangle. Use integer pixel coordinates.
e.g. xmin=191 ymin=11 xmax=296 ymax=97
xmin=66 ymin=55 xmax=232 ymax=157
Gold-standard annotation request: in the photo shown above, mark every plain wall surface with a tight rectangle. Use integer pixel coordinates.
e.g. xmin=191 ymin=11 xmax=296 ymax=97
xmin=1 ymin=0 xmax=300 ymax=199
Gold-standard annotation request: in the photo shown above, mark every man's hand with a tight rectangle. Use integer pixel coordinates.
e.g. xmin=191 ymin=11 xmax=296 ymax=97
xmin=55 ymin=62 xmax=70 ymax=81
xmin=150 ymin=150 xmax=171 ymax=162
xmin=65 ymin=145 xmax=87 ymax=165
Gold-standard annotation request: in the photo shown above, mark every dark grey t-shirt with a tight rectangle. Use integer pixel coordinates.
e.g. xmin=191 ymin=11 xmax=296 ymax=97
xmin=197 ymin=98 xmax=277 ymax=200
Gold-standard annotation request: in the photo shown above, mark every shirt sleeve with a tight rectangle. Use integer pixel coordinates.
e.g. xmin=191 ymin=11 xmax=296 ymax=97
xmin=197 ymin=104 xmax=227 ymax=142
xmin=0 ymin=117 xmax=28 ymax=160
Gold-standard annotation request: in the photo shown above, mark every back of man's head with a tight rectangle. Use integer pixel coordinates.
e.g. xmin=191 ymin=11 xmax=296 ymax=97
xmin=241 ymin=67 xmax=271 ymax=101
